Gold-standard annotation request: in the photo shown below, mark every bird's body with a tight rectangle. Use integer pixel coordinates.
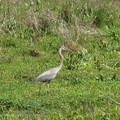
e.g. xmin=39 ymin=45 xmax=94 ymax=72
xmin=33 ymin=46 xmax=69 ymax=83
xmin=33 ymin=66 xmax=61 ymax=82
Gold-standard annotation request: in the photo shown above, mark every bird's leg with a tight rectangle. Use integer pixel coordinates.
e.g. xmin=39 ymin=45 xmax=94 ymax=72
xmin=46 ymin=81 xmax=51 ymax=94
xmin=38 ymin=83 xmax=42 ymax=95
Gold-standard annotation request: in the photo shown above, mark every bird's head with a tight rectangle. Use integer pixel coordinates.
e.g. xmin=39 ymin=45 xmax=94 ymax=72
xmin=60 ymin=45 xmax=71 ymax=51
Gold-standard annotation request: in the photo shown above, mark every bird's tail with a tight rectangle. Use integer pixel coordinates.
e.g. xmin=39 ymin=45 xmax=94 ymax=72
xmin=32 ymin=78 xmax=37 ymax=82
xmin=32 ymin=77 xmax=39 ymax=82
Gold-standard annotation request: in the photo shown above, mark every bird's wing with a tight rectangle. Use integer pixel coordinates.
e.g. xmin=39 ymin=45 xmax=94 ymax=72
xmin=39 ymin=67 xmax=59 ymax=76
xmin=33 ymin=67 xmax=60 ymax=82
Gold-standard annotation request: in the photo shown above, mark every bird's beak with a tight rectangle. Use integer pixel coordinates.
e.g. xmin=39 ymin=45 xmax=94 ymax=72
xmin=68 ymin=48 xmax=72 ymax=51
xmin=65 ymin=47 xmax=71 ymax=51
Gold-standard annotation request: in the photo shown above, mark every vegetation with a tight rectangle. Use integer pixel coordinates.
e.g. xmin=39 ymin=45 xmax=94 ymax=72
xmin=0 ymin=0 xmax=120 ymax=119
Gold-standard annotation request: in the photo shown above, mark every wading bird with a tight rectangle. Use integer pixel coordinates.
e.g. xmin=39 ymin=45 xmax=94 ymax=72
xmin=33 ymin=46 xmax=70 ymax=83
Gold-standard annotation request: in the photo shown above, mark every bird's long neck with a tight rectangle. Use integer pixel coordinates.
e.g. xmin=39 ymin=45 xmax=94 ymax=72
xmin=58 ymin=48 xmax=64 ymax=69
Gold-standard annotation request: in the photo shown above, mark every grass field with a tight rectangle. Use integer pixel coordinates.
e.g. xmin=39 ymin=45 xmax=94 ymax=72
xmin=0 ymin=0 xmax=120 ymax=119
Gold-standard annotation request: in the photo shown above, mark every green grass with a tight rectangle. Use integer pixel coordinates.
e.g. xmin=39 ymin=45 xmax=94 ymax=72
xmin=0 ymin=0 xmax=120 ymax=119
